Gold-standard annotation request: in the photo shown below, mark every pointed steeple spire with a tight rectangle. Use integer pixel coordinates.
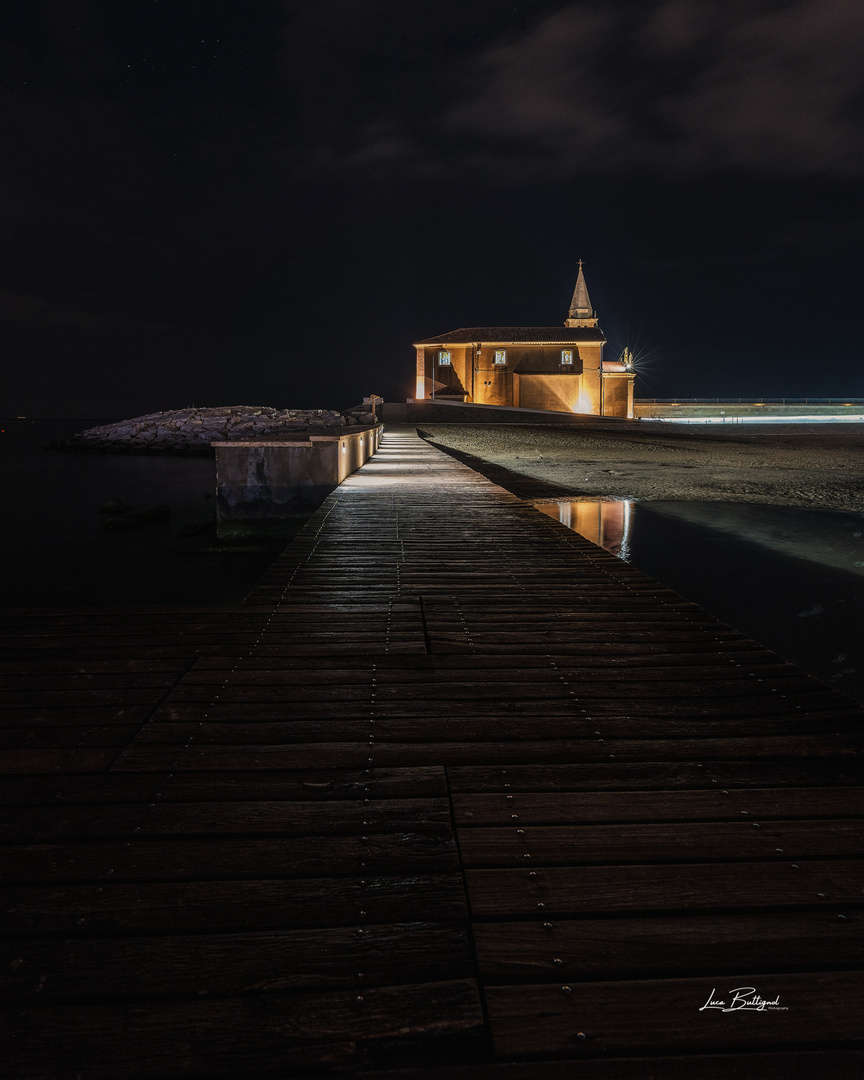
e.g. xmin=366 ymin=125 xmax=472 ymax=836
xmin=565 ymin=259 xmax=598 ymax=327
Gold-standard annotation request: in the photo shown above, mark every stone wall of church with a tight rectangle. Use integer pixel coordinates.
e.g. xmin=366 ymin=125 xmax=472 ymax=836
xmin=514 ymin=373 xmax=584 ymax=413
xmin=473 ymin=365 xmax=514 ymax=406
xmin=415 ymin=340 xmax=633 ymax=417
xmin=419 ymin=345 xmax=472 ymax=400
xmin=601 ymin=375 xmax=632 ymax=419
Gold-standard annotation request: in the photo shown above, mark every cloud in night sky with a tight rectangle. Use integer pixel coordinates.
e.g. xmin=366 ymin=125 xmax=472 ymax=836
xmin=303 ymin=0 xmax=864 ymax=182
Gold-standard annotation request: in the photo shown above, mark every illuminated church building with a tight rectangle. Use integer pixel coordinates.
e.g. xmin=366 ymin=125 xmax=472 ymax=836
xmin=414 ymin=262 xmax=634 ymax=419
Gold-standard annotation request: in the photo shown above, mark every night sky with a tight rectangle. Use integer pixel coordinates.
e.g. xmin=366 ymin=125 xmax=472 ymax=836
xmin=2 ymin=0 xmax=862 ymax=418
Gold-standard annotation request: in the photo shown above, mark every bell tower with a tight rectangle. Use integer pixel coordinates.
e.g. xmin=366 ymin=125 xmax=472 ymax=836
xmin=565 ymin=260 xmax=599 ymax=328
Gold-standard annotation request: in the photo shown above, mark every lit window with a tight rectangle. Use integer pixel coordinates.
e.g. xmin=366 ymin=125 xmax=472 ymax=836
xmin=438 ymin=351 xmax=451 ymax=365
xmin=494 ymin=350 xmax=507 ymax=365
xmin=561 ymin=349 xmax=573 ymax=365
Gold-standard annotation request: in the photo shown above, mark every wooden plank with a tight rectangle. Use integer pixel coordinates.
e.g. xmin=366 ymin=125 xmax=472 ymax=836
xmin=473 ymin=912 xmax=864 ymax=980
xmin=452 ymin=787 xmax=864 ymax=824
xmin=447 ymin=760 xmax=864 ymax=791
xmin=162 ymin=681 xmax=576 ymax=703
xmin=0 ymin=726 xmax=142 ymax=750
xmin=111 ymin=734 xmax=864 ymax=772
xmin=357 ymin=1050 xmax=864 ymax=1079
xmin=427 ymin=629 xmax=749 ymax=645
xmin=1 ymin=605 xmax=265 ymax=618
xmin=485 ymin=972 xmax=864 ymax=1057
xmin=575 ymin=696 xmax=853 ymax=718
xmin=420 ymin=609 xmax=723 ymax=623
xmin=0 ymin=922 xmax=473 ymax=1002
xmin=157 ymin=680 xmax=838 ymax=707
xmin=0 ymin=767 xmax=447 ymax=806
xmin=0 ymin=706 xmax=157 ymax=727
xmin=2 ymin=833 xmax=458 ymax=883
xmin=0 ymin=690 xmax=166 ymax=707
xmin=0 ymin=626 xmax=267 ymax=643
xmin=148 ymin=696 xmax=853 ymax=722
xmin=183 ymin=657 xmax=797 ymax=679
xmin=0 ymin=659 xmax=189 ymax=674
xmin=457 ymin=820 xmax=864 ymax=866
xmin=466 ymin=862 xmax=862 ymax=916
xmin=0 ymin=673 xmax=182 ymax=689
xmin=428 ymin=638 xmax=756 ymax=655
xmin=0 ymin=613 xmax=268 ymax=630
xmin=249 ymin=640 xmax=759 ymax=659
xmin=0 ymin=749 xmax=118 ymax=775
xmin=129 ymin=717 xmax=609 ymax=743
xmin=0 ymin=797 xmax=450 ymax=841
xmin=3 ymin=980 xmax=482 ymax=1080
xmin=1 ymin=636 xmax=269 ymax=651
xmin=127 ymin=712 xmax=862 ymax=743
xmin=244 ymin=641 xmax=783 ymax=660
xmin=2 ymin=874 xmax=468 ymax=933
xmin=2 ymin=645 xmax=253 ymax=661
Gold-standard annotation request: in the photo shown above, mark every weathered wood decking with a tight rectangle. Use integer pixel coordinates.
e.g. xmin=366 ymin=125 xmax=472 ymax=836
xmin=2 ymin=427 xmax=863 ymax=1078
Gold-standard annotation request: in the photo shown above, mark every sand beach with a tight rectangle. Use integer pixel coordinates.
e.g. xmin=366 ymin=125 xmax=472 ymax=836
xmin=417 ymin=422 xmax=864 ymax=513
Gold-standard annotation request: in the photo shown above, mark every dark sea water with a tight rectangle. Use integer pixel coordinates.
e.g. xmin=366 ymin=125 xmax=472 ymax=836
xmin=0 ymin=418 xmax=280 ymax=606
xmin=536 ymin=498 xmax=864 ymax=704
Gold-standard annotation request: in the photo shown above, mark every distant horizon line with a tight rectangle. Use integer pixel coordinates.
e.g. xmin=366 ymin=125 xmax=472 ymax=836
xmin=5 ymin=395 xmax=864 ymax=422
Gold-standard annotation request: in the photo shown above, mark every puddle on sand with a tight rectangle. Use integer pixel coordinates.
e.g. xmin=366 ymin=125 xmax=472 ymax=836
xmin=537 ymin=499 xmax=633 ymax=560
xmin=534 ymin=499 xmax=864 ymax=705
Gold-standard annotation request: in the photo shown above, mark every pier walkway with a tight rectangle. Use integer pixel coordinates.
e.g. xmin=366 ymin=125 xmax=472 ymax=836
xmin=2 ymin=428 xmax=863 ymax=1078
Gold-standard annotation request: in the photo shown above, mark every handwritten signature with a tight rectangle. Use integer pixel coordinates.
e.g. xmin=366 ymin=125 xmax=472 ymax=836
xmin=699 ymin=987 xmax=788 ymax=1012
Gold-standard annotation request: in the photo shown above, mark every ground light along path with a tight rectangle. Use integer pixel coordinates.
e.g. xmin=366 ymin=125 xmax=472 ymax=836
xmin=1 ymin=426 xmax=862 ymax=1078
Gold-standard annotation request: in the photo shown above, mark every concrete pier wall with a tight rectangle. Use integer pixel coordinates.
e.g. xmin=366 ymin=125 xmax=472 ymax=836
xmin=214 ymin=425 xmax=382 ymax=536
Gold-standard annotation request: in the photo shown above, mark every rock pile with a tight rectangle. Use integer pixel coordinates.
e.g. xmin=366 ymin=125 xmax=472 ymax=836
xmin=343 ymin=404 xmax=379 ymax=426
xmin=54 ymin=406 xmax=357 ymax=455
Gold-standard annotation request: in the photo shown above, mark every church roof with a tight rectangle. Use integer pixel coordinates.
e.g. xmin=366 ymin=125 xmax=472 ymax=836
xmin=415 ymin=326 xmax=605 ymax=346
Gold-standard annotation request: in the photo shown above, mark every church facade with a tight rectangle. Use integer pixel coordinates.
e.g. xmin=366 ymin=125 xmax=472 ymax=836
xmin=413 ymin=263 xmax=634 ymax=419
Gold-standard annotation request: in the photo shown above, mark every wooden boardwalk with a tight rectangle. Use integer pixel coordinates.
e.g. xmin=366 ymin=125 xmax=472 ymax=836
xmin=2 ymin=427 xmax=863 ymax=1079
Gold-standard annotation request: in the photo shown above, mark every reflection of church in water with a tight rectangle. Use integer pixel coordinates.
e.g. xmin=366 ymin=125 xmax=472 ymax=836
xmin=413 ymin=262 xmax=635 ymax=419
xmin=536 ymin=499 xmax=632 ymax=561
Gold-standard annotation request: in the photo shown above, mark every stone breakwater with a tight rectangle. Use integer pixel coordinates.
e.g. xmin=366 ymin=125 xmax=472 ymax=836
xmin=53 ymin=405 xmax=379 ymax=455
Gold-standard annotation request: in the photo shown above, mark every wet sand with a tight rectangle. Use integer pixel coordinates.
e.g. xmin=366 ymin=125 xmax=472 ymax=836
xmin=417 ymin=422 xmax=864 ymax=513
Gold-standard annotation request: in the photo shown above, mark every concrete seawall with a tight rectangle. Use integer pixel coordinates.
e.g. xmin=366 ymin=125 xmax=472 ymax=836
xmin=213 ymin=425 xmax=382 ymax=536
xmin=635 ymin=402 xmax=864 ymax=419
xmin=404 ymin=398 xmax=628 ymax=425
